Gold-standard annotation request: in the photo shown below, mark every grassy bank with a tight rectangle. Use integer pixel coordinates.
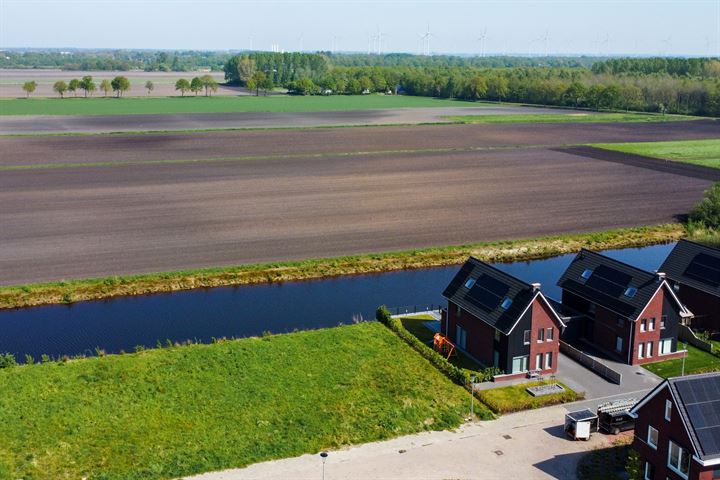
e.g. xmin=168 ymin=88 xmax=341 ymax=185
xmin=643 ymin=344 xmax=720 ymax=378
xmin=0 ymin=224 xmax=685 ymax=310
xmin=0 ymin=95 xmax=476 ymax=116
xmin=446 ymin=112 xmax=698 ymax=124
xmin=592 ymin=139 xmax=720 ymax=169
xmin=0 ymin=322 xmax=478 ymax=479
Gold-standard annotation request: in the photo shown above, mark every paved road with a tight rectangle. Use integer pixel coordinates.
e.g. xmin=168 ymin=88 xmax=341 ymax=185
xmin=0 ymin=145 xmax=712 ymax=285
xmin=183 ymin=405 xmax=614 ymax=480
xmin=0 ymin=105 xmax=582 ymax=134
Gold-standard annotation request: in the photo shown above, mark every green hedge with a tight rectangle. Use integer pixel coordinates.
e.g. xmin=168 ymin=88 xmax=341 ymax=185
xmin=376 ymin=306 xmax=468 ymax=385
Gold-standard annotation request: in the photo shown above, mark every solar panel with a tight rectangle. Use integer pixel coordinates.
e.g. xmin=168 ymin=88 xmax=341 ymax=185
xmin=684 ymin=253 xmax=720 ymax=287
xmin=585 ymin=264 xmax=633 ymax=298
xmin=466 ymin=274 xmax=510 ymax=311
xmin=675 ymin=377 xmax=720 ymax=457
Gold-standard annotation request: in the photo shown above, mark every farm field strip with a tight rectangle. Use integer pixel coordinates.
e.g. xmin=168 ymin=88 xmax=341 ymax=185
xmin=1 ymin=120 xmax=717 ymax=168
xmin=591 ymin=139 xmax=720 ymax=169
xmin=446 ymin=112 xmax=699 ymax=124
xmin=0 ymin=146 xmax=711 ymax=286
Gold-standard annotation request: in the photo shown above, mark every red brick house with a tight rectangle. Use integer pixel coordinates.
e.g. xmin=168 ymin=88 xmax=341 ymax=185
xmin=557 ymin=249 xmax=692 ymax=365
xmin=660 ymin=240 xmax=720 ymax=332
xmin=441 ymin=257 xmax=565 ymax=379
xmin=629 ymin=372 xmax=720 ymax=480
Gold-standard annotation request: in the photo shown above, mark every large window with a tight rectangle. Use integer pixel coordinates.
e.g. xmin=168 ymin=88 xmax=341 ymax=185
xmin=456 ymin=325 xmax=467 ymax=350
xmin=537 ymin=328 xmax=545 ymax=342
xmin=638 ymin=343 xmax=645 ymax=359
xmin=647 ymin=341 xmax=653 ymax=358
xmin=535 ymin=353 xmax=543 ymax=370
xmin=647 ymin=425 xmax=658 ymax=449
xmin=512 ymin=355 xmax=529 ymax=374
xmin=523 ymin=330 xmax=530 ymax=345
xmin=545 ymin=352 xmax=553 ymax=369
xmin=668 ymin=440 xmax=690 ymax=478
xmin=649 ymin=317 xmax=655 ymax=331
xmin=660 ymin=338 xmax=673 ymax=355
xmin=547 ymin=327 xmax=554 ymax=341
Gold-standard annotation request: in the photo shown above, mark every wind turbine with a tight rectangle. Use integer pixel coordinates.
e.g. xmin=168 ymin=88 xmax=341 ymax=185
xmin=595 ymin=33 xmax=609 ymax=56
xmin=661 ymin=35 xmax=672 ymax=56
xmin=298 ymin=34 xmax=304 ymax=52
xmin=477 ymin=28 xmax=488 ymax=57
xmin=418 ymin=25 xmax=432 ymax=56
xmin=535 ymin=30 xmax=550 ymax=57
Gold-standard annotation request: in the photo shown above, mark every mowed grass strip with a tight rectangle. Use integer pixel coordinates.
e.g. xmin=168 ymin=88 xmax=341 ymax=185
xmin=476 ymin=380 xmax=579 ymax=414
xmin=592 ymin=139 xmax=720 ymax=169
xmin=0 ymin=224 xmax=685 ymax=310
xmin=446 ymin=112 xmax=698 ymax=124
xmin=642 ymin=344 xmax=720 ymax=378
xmin=0 ymin=322 xmax=477 ymax=480
xmin=0 ymin=95 xmax=476 ymax=116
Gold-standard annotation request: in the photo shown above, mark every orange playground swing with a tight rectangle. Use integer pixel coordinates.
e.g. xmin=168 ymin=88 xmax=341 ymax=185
xmin=433 ymin=333 xmax=456 ymax=360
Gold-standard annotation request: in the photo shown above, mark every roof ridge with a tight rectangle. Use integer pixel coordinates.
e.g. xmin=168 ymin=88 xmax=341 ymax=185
xmin=467 ymin=256 xmax=534 ymax=289
xmin=677 ymin=238 xmax=720 ymax=254
xmin=579 ymin=248 xmax=657 ymax=277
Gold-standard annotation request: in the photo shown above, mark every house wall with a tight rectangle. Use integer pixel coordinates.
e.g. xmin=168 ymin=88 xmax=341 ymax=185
xmin=446 ymin=301 xmax=495 ymax=368
xmin=631 ymin=288 xmax=665 ymax=366
xmin=633 ymin=386 xmax=716 ymax=480
xmin=590 ymin=304 xmax=632 ymax=362
xmin=528 ymin=299 xmax=560 ymax=374
xmin=675 ymin=283 xmax=720 ymax=332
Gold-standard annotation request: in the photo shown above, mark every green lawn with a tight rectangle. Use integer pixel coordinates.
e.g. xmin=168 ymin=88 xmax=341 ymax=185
xmin=0 ymin=95 xmax=476 ymax=116
xmin=446 ymin=112 xmax=698 ymax=125
xmin=592 ymin=139 xmax=720 ymax=169
xmin=476 ymin=380 xmax=579 ymax=414
xmin=642 ymin=344 xmax=720 ymax=378
xmin=0 ymin=322 xmax=481 ymax=480
xmin=397 ymin=315 xmax=483 ymax=373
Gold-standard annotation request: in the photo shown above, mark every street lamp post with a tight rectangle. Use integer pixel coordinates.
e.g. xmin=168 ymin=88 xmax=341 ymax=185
xmin=681 ymin=342 xmax=687 ymax=376
xmin=320 ymin=451 xmax=328 ymax=480
xmin=469 ymin=374 xmax=477 ymax=420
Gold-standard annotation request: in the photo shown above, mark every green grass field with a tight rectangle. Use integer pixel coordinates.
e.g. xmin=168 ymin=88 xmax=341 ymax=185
xmin=0 ymin=95 xmax=476 ymax=116
xmin=447 ymin=112 xmax=698 ymax=124
xmin=0 ymin=322 xmax=480 ymax=479
xmin=642 ymin=344 xmax=720 ymax=378
xmin=592 ymin=139 xmax=720 ymax=169
xmin=476 ymin=380 xmax=579 ymax=414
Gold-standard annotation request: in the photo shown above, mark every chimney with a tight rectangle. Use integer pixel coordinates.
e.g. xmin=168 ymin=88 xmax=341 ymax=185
xmin=531 ymin=282 xmax=541 ymax=291
xmin=657 ymin=272 xmax=666 ymax=279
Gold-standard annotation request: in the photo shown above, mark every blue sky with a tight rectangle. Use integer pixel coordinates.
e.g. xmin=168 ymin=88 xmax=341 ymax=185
xmin=1 ymin=0 xmax=718 ymax=56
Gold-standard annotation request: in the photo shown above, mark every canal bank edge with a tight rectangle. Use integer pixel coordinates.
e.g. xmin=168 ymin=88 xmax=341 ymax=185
xmin=0 ymin=223 xmax=684 ymax=310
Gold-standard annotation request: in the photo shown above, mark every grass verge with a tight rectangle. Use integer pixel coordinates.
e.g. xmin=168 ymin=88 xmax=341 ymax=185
xmin=446 ymin=112 xmax=698 ymax=124
xmin=642 ymin=344 xmax=720 ymax=378
xmin=476 ymin=380 xmax=580 ymax=414
xmin=592 ymin=139 xmax=720 ymax=170
xmin=0 ymin=322 xmax=477 ymax=480
xmin=0 ymin=224 xmax=684 ymax=310
xmin=0 ymin=95 xmax=477 ymax=116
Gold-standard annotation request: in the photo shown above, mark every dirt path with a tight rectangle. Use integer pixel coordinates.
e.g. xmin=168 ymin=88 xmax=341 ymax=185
xmin=183 ymin=405 xmax=613 ymax=480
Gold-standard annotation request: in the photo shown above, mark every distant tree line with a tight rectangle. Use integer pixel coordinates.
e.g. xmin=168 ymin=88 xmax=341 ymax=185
xmin=592 ymin=57 xmax=720 ymax=77
xmin=174 ymin=75 xmax=218 ymax=96
xmin=222 ymin=53 xmax=720 ymax=116
xmin=47 ymin=75 xmax=129 ymax=98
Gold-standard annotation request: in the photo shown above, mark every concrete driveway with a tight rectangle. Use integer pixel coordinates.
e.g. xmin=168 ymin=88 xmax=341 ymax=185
xmin=183 ymin=405 xmax=614 ymax=480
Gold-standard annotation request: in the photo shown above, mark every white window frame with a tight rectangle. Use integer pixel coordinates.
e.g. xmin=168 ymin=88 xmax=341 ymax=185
xmin=647 ymin=425 xmax=658 ymax=450
xmin=665 ymin=399 xmax=672 ymax=421
xmin=641 ymin=319 xmax=647 ymax=332
xmin=537 ymin=327 xmax=544 ymax=343
xmin=644 ymin=461 xmax=654 ymax=480
xmin=649 ymin=317 xmax=655 ymax=331
xmin=638 ymin=342 xmax=644 ymax=359
xmin=523 ymin=330 xmax=530 ymax=345
xmin=547 ymin=327 xmax=554 ymax=341
xmin=536 ymin=353 xmax=543 ymax=370
xmin=647 ymin=341 xmax=653 ymax=358
xmin=512 ymin=355 xmax=529 ymax=374
xmin=667 ymin=440 xmax=690 ymax=479
xmin=660 ymin=338 xmax=673 ymax=355
xmin=545 ymin=351 xmax=552 ymax=369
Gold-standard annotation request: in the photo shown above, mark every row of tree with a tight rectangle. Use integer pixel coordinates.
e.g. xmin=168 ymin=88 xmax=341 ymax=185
xmin=173 ymin=75 xmax=219 ymax=96
xmin=44 ymin=76 xmax=131 ymax=98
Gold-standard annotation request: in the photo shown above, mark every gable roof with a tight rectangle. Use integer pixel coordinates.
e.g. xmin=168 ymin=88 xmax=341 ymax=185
xmin=659 ymin=239 xmax=720 ymax=298
xmin=557 ymin=249 xmax=672 ymax=320
xmin=442 ymin=257 xmax=563 ymax=335
xmin=631 ymin=372 xmax=720 ymax=464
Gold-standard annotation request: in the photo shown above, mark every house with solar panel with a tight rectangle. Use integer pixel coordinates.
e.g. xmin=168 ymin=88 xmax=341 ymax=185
xmin=441 ymin=257 xmax=566 ymax=380
xmin=557 ymin=249 xmax=692 ymax=366
xmin=629 ymin=372 xmax=720 ymax=480
xmin=659 ymin=239 xmax=720 ymax=332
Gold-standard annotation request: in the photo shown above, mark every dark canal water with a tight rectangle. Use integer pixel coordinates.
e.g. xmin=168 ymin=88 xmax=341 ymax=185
xmin=0 ymin=243 xmax=675 ymax=360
